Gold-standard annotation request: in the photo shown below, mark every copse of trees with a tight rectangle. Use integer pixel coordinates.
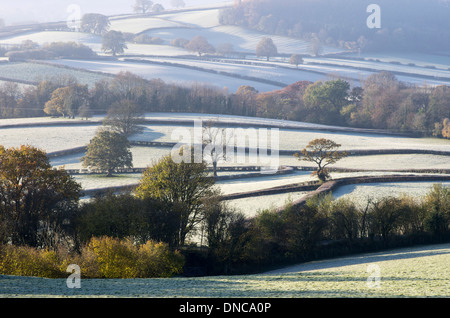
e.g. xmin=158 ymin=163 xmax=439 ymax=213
xmin=219 ymin=0 xmax=450 ymax=53
xmin=0 ymin=70 xmax=448 ymax=138
xmin=0 ymin=141 xmax=449 ymax=277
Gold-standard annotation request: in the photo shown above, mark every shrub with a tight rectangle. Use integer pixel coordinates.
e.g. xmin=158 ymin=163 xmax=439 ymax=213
xmin=0 ymin=244 xmax=65 ymax=278
xmin=68 ymin=237 xmax=185 ymax=278
xmin=0 ymin=237 xmax=185 ymax=279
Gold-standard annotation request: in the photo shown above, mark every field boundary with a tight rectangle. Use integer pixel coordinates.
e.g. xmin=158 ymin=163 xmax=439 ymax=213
xmin=0 ymin=114 xmax=414 ymax=136
xmin=273 ymin=174 xmax=450 ymax=212
xmin=46 ymin=140 xmax=450 ymax=159
xmin=81 ymin=172 xmax=450 ymax=201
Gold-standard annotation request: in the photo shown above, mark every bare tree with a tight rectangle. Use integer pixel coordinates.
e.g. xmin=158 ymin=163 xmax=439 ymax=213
xmin=202 ymin=120 xmax=234 ymax=177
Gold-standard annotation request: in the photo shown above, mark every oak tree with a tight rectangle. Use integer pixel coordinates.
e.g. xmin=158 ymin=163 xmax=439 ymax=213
xmin=256 ymin=37 xmax=278 ymax=61
xmin=294 ymin=138 xmax=347 ymax=182
xmin=185 ymin=36 xmax=215 ymax=56
xmin=81 ymin=129 xmax=133 ymax=177
xmin=134 ymin=0 xmax=154 ymax=14
xmin=102 ymin=31 xmax=128 ymax=56
xmin=103 ymin=99 xmax=144 ymax=137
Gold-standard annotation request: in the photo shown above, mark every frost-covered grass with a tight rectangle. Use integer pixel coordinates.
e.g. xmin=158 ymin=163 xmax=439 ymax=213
xmin=0 ymin=124 xmax=99 ymax=153
xmin=109 ymin=17 xmax=186 ymax=34
xmin=226 ymin=191 xmax=309 ymax=216
xmin=158 ymin=8 xmax=222 ymax=29
xmin=50 ymin=59 xmax=282 ymax=92
xmin=306 ymin=57 xmax=450 ymax=80
xmin=0 ymin=62 xmax=109 ymax=87
xmin=134 ymin=56 xmax=325 ymax=86
xmin=332 ymin=181 xmax=450 ymax=207
xmin=0 ymin=31 xmax=101 ymax=48
xmin=1 ymin=243 xmax=449 ymax=298
xmin=73 ymin=174 xmax=141 ymax=191
xmin=356 ymin=52 xmax=450 ymax=70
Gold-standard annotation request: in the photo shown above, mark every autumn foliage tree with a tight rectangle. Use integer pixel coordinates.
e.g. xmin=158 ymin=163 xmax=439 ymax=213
xmin=294 ymin=139 xmax=347 ymax=182
xmin=185 ymin=36 xmax=215 ymax=56
xmin=44 ymin=84 xmax=89 ymax=118
xmin=136 ymin=154 xmax=217 ymax=247
xmin=0 ymin=145 xmax=81 ymax=248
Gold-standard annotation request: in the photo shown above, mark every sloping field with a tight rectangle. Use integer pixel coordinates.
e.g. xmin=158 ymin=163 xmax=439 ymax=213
xmin=0 ymin=31 xmax=101 ymax=48
xmin=332 ymin=181 xmax=450 ymax=207
xmin=0 ymin=62 xmax=110 ymax=87
xmin=1 ymin=243 xmax=449 ymax=297
xmin=109 ymin=17 xmax=187 ymax=34
xmin=50 ymin=59 xmax=283 ymax=92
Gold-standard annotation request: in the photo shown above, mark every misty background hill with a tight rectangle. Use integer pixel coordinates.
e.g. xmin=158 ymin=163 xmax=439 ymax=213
xmin=219 ymin=0 xmax=450 ymax=53
xmin=0 ymin=0 xmax=232 ymax=25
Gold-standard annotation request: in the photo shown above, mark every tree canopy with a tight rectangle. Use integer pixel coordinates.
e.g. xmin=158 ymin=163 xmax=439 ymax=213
xmin=294 ymin=138 xmax=348 ymax=182
xmin=102 ymin=31 xmax=128 ymax=56
xmin=0 ymin=145 xmax=81 ymax=248
xmin=81 ymin=13 xmax=110 ymax=35
xmin=185 ymin=36 xmax=215 ymax=56
xmin=81 ymin=129 xmax=133 ymax=177
xmin=256 ymin=37 xmax=278 ymax=61
xmin=136 ymin=154 xmax=217 ymax=246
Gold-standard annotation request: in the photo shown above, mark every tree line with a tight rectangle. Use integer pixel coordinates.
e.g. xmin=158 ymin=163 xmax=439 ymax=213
xmin=0 ymin=70 xmax=449 ymax=138
xmin=0 ymin=144 xmax=448 ymax=277
xmin=219 ymin=0 xmax=450 ymax=53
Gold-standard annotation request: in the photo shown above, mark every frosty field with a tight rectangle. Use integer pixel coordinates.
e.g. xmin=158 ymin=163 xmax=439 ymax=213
xmin=1 ymin=243 xmax=449 ymax=298
xmin=0 ymin=62 xmax=110 ymax=87
xmin=51 ymin=59 xmax=283 ymax=92
xmin=332 ymin=181 xmax=450 ymax=207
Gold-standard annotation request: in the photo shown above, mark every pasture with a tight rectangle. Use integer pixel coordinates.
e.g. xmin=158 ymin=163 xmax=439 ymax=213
xmin=1 ymin=243 xmax=449 ymax=297
xmin=0 ymin=3 xmax=449 ymax=300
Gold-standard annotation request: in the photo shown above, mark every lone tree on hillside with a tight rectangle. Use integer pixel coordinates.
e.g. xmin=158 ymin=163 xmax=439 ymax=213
xmin=294 ymin=138 xmax=347 ymax=182
xmin=185 ymin=36 xmax=215 ymax=56
xmin=102 ymin=31 xmax=128 ymax=56
xmin=256 ymin=37 xmax=278 ymax=61
xmin=202 ymin=120 xmax=235 ymax=177
xmin=134 ymin=0 xmax=154 ymax=14
xmin=289 ymin=54 xmax=304 ymax=68
xmin=81 ymin=129 xmax=133 ymax=177
xmin=81 ymin=13 xmax=110 ymax=35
